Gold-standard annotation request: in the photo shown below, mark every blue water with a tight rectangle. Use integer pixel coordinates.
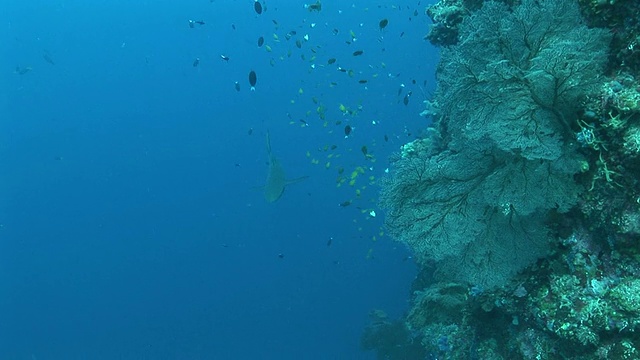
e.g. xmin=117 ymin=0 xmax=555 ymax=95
xmin=1 ymin=1 xmax=437 ymax=358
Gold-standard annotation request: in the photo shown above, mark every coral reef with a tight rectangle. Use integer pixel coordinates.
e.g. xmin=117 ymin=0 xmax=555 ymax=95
xmin=382 ymin=0 xmax=610 ymax=288
xmin=365 ymin=0 xmax=640 ymax=358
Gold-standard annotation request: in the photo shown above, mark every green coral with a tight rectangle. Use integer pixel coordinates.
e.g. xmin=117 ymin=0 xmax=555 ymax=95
xmin=407 ymin=282 xmax=469 ymax=330
xmin=614 ymin=87 xmax=640 ymax=113
xmin=623 ymin=125 xmax=640 ymax=155
xmin=425 ymin=0 xmax=468 ymax=46
xmin=610 ymin=278 xmax=640 ymax=313
xmin=399 ymin=138 xmax=430 ymax=159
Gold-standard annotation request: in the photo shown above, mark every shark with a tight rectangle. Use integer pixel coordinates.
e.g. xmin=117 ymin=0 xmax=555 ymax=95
xmin=262 ymin=131 xmax=308 ymax=202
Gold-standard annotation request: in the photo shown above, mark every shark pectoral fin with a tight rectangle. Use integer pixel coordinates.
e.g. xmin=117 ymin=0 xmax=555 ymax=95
xmin=285 ymin=176 xmax=310 ymax=186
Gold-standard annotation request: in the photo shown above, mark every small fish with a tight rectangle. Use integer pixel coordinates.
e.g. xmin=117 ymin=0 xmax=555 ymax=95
xmin=344 ymin=125 xmax=352 ymax=137
xmin=327 ymin=58 xmax=336 ymax=65
xmin=254 ymin=0 xmax=263 ymax=14
xmin=295 ymin=39 xmax=302 ymax=49
xmin=358 ymin=79 xmax=368 ymax=84
xmin=278 ymin=253 xmax=284 ymax=259
xmin=249 ymin=70 xmax=257 ymax=91
xmin=257 ymin=36 xmax=264 ymax=47
xmin=231 ymin=24 xmax=236 ymax=30
xmin=379 ymin=19 xmax=388 ymax=30
xmin=305 ymin=1 xmax=322 ymax=12
xmin=220 ymin=54 xmax=230 ymax=61
xmin=339 ymin=200 xmax=352 ymax=207
xmin=43 ymin=51 xmax=55 ymax=65
xmin=188 ymin=20 xmax=205 ymax=28
xmin=248 ymin=127 xmax=253 ymax=135
xmin=299 ymin=119 xmax=309 ymax=127
xmin=193 ymin=57 xmax=200 ymax=67
xmin=332 ymin=28 xmax=339 ymax=35
xmin=352 ymin=50 xmax=364 ymax=56
xmin=384 ymin=134 xmax=389 ymax=142
xmin=403 ymin=91 xmax=412 ymax=106
xmin=327 ymin=237 xmax=333 ymax=246
xmin=400 ymin=31 xmax=405 ymax=38
xmin=234 ymin=81 xmax=241 ymax=92
xmin=361 ymin=146 xmax=368 ymax=156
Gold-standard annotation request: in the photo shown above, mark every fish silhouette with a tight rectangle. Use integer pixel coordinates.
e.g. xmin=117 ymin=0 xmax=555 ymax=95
xmin=262 ymin=131 xmax=308 ymax=202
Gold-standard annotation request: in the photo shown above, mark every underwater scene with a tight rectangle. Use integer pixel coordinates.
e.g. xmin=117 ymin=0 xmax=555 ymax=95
xmin=2 ymin=0 xmax=640 ymax=359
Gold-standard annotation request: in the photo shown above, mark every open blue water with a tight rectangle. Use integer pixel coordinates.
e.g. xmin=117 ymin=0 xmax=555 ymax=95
xmin=1 ymin=1 xmax=437 ymax=358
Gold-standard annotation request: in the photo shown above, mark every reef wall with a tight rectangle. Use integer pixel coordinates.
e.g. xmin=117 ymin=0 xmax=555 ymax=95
xmin=366 ymin=0 xmax=640 ymax=358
